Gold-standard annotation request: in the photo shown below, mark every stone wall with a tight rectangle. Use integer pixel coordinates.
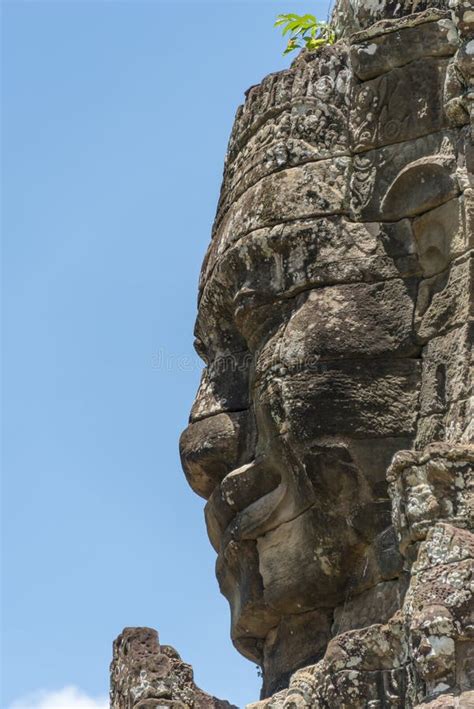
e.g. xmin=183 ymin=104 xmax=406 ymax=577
xmin=112 ymin=0 xmax=473 ymax=706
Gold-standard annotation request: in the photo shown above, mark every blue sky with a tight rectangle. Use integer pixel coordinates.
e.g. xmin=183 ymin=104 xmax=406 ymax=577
xmin=2 ymin=1 xmax=329 ymax=706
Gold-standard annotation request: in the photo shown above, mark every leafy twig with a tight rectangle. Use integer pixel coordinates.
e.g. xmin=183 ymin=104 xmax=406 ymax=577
xmin=274 ymin=13 xmax=336 ymax=55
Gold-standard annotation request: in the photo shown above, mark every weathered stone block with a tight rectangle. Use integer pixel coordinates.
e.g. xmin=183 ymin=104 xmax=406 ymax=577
xmin=415 ymin=252 xmax=473 ymax=341
xmin=213 ymin=158 xmax=350 ymax=258
xmin=388 ymin=445 xmax=474 ymax=553
xmin=445 ymin=396 xmax=474 ymax=443
xmin=416 ymin=413 xmax=446 ymax=448
xmin=351 ymin=59 xmax=449 ymax=152
xmin=411 ymin=522 xmax=474 ymax=573
xmin=350 ymin=17 xmax=458 ymax=80
xmin=332 ymin=579 xmax=405 ymax=635
xmin=333 ymin=0 xmax=451 ymax=36
xmin=255 ymin=359 xmax=421 ymax=440
xmin=201 ymin=216 xmax=419 ymax=301
xmin=420 ymin=323 xmax=473 ymax=416
xmin=276 ymin=278 xmax=418 ymax=361
xmin=262 ymin=610 xmax=332 ymax=697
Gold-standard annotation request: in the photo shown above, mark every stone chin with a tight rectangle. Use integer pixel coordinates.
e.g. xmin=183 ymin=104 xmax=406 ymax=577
xmin=180 ymin=384 xmax=411 ymax=692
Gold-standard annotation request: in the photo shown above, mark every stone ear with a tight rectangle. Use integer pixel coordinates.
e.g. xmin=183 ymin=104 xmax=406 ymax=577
xmin=380 ymin=157 xmax=458 ymax=220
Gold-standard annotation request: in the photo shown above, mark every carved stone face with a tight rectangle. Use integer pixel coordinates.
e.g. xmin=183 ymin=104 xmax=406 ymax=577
xmin=179 ymin=35 xmax=465 ymax=693
xmin=180 ymin=210 xmax=419 ymax=688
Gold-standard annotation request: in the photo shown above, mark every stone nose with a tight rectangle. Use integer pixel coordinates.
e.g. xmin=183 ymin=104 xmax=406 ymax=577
xmin=179 ymin=410 xmax=254 ymax=499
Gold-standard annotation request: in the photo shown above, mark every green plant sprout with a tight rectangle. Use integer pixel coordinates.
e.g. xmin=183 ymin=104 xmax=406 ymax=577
xmin=275 ymin=13 xmax=336 ymax=54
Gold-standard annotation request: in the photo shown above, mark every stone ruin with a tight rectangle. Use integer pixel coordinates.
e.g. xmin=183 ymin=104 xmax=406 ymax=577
xmin=111 ymin=0 xmax=473 ymax=706
xmin=110 ymin=628 xmax=237 ymax=709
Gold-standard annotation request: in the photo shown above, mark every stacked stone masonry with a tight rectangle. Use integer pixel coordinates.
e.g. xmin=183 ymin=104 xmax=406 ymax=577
xmin=112 ymin=0 xmax=473 ymax=706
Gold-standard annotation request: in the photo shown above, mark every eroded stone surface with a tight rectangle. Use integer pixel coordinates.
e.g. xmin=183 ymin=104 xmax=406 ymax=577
xmin=110 ymin=628 xmax=237 ymax=709
xmin=112 ymin=0 xmax=473 ymax=706
xmin=177 ymin=0 xmax=473 ymax=702
xmin=350 ymin=13 xmax=458 ymax=81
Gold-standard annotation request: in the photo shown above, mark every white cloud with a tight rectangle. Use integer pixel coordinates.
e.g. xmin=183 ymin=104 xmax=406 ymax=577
xmin=9 ymin=686 xmax=108 ymax=709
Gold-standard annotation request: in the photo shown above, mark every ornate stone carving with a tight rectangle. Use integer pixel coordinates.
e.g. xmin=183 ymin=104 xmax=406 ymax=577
xmin=112 ymin=0 xmax=473 ymax=706
xmin=177 ymin=0 xmax=473 ymax=702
